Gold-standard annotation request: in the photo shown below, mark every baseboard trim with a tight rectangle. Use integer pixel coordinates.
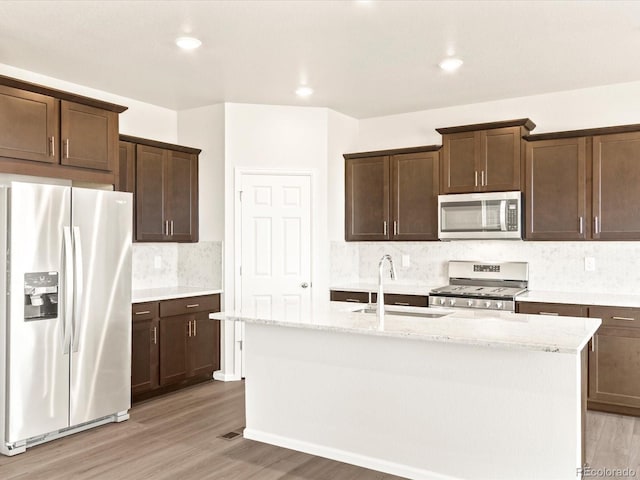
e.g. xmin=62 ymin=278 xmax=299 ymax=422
xmin=243 ymin=428 xmax=457 ymax=480
xmin=213 ymin=371 xmax=241 ymax=382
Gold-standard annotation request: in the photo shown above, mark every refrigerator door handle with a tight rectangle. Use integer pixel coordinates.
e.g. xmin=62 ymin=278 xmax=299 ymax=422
xmin=72 ymin=226 xmax=84 ymax=352
xmin=63 ymin=226 xmax=74 ymax=354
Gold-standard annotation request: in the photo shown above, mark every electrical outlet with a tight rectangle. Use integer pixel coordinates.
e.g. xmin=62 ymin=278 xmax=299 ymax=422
xmin=402 ymin=254 xmax=410 ymax=268
xmin=154 ymin=256 xmax=162 ymax=269
xmin=584 ymin=257 xmax=596 ymax=272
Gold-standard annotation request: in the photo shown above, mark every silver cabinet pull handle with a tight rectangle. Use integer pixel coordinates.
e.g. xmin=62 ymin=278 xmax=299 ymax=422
xmin=300 ymin=282 xmax=309 ymax=288
xmin=186 ymin=304 xmax=199 ymax=308
xmin=153 ymin=326 xmax=157 ymax=345
xmin=481 ymin=170 xmax=485 ymax=186
xmin=591 ymin=339 xmax=595 ymax=352
xmin=383 ymin=221 xmax=387 ymax=236
xmin=135 ymin=310 xmax=151 ymax=315
xmin=579 ymin=216 xmax=583 ymax=234
xmin=539 ymin=312 xmax=560 ymax=316
xmin=394 ymin=302 xmax=410 ymax=306
xmin=170 ymin=220 xmax=174 ymax=236
xmin=164 ymin=220 xmax=169 ymax=236
xmin=193 ymin=319 xmax=197 ymax=336
xmin=188 ymin=320 xmax=192 ymax=337
xmin=594 ymin=216 xmax=600 ymax=235
xmin=50 ymin=136 xmax=55 ymax=157
xmin=345 ymin=298 xmax=361 ymax=302
xmin=475 ymin=171 xmax=478 ymax=187
xmin=64 ymin=139 xmax=70 ymax=159
xmin=393 ymin=221 xmax=397 ymax=235
xmin=612 ymin=316 xmax=635 ymax=321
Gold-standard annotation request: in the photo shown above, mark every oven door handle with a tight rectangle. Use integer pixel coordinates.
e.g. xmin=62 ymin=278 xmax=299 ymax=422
xmin=499 ymin=200 xmax=507 ymax=231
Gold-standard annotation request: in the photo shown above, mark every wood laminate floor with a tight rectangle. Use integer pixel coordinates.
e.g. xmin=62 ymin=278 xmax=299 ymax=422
xmin=0 ymin=380 xmax=638 ymax=479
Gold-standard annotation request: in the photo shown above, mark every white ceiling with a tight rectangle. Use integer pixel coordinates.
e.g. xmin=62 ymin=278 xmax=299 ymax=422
xmin=1 ymin=0 xmax=639 ymax=119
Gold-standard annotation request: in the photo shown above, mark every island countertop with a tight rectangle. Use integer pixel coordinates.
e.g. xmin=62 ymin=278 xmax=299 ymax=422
xmin=211 ymin=301 xmax=601 ymax=354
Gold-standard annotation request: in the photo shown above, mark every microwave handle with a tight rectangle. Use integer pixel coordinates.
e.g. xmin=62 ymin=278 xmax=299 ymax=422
xmin=500 ymin=200 xmax=507 ymax=231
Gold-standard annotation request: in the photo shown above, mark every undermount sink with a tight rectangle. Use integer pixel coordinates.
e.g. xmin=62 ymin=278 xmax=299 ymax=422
xmin=353 ymin=307 xmax=449 ymax=319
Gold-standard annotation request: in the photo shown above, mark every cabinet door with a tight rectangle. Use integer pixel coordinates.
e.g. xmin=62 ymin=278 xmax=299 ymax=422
xmin=525 ymin=138 xmax=588 ymax=240
xmin=345 ymin=156 xmax=390 ymax=241
xmin=516 ymin=301 xmax=587 ymax=317
xmin=118 ymin=141 xmax=136 ymax=193
xmin=136 ymin=145 xmax=167 ymax=241
xmin=391 ymin=151 xmax=439 ymax=240
xmin=60 ymin=101 xmax=117 ymax=171
xmin=589 ymin=326 xmax=640 ymax=408
xmin=189 ymin=312 xmax=221 ymax=377
xmin=481 ymin=127 xmax=521 ymax=192
xmin=441 ymin=131 xmax=479 ymax=193
xmin=166 ymin=151 xmax=198 ymax=242
xmin=0 ymin=85 xmax=58 ymax=163
xmin=593 ymin=132 xmax=640 ymax=240
xmin=159 ymin=315 xmax=189 ymax=386
xmin=131 ymin=317 xmax=159 ymax=395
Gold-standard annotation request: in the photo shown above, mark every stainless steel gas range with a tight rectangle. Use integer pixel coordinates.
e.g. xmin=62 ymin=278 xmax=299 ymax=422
xmin=429 ymin=261 xmax=529 ymax=312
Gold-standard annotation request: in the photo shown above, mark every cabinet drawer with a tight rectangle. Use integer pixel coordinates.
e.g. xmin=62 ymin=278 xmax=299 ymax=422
xmin=132 ymin=302 xmax=159 ymax=321
xmin=160 ymin=295 xmax=220 ymax=317
xmin=516 ymin=302 xmax=587 ymax=317
xmin=330 ymin=290 xmax=370 ymax=303
xmin=371 ymin=293 xmax=429 ymax=307
xmin=589 ymin=306 xmax=640 ymax=329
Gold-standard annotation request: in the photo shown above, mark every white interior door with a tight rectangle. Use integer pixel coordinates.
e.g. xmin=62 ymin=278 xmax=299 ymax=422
xmin=240 ymin=173 xmax=312 ymax=322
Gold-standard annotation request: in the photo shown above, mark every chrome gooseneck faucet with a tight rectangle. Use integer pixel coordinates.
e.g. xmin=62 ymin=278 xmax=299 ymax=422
xmin=377 ymin=254 xmax=397 ymax=328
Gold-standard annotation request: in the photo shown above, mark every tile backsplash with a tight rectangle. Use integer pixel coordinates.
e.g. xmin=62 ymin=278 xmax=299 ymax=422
xmin=132 ymin=241 xmax=223 ymax=290
xmin=331 ymin=240 xmax=640 ymax=295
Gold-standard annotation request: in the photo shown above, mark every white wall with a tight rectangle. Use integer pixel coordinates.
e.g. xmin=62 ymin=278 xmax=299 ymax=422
xmin=177 ymin=104 xmax=226 ymax=242
xmin=357 ymin=80 xmax=640 ymax=151
xmin=327 ymin=110 xmax=359 ymax=242
xmin=0 ymin=63 xmax=178 ymax=142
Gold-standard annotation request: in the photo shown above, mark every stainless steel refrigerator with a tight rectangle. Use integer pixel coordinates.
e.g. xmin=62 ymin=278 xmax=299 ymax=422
xmin=0 ymin=176 xmax=132 ymax=455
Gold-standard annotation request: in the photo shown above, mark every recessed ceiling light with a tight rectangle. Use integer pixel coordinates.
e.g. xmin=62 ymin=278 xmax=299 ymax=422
xmin=296 ymin=86 xmax=314 ymax=97
xmin=176 ymin=36 xmax=202 ymax=50
xmin=439 ymin=57 xmax=463 ymax=72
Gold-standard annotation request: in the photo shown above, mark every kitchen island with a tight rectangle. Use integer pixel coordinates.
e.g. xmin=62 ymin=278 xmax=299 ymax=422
xmin=210 ymin=303 xmax=601 ymax=480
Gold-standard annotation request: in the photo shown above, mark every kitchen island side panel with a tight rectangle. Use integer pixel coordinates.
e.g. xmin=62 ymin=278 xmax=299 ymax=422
xmin=244 ymin=322 xmax=581 ymax=480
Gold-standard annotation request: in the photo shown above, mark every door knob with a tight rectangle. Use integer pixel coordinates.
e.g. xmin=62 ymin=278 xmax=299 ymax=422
xmin=300 ymin=282 xmax=309 ymax=288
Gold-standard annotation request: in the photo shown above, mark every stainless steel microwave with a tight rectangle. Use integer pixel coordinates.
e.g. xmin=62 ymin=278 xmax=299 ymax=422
xmin=438 ymin=191 xmax=522 ymax=240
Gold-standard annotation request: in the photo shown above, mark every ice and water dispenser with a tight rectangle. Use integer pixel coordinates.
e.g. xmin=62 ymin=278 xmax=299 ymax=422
xmin=24 ymin=272 xmax=58 ymax=320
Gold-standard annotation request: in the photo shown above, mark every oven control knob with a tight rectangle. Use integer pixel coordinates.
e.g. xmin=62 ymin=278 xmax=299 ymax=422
xmin=449 ymin=299 xmax=456 ymax=306
xmin=496 ymin=301 xmax=503 ymax=309
xmin=485 ymin=301 xmax=492 ymax=308
xmin=439 ymin=298 xmax=445 ymax=305
xmin=467 ymin=299 xmax=474 ymax=307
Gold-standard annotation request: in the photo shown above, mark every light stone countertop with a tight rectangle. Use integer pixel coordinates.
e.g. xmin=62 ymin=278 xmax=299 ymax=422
xmin=517 ymin=290 xmax=640 ymax=308
xmin=211 ymin=301 xmax=601 ymax=354
xmin=330 ymin=283 xmax=434 ymax=296
xmin=132 ymin=286 xmax=223 ymax=303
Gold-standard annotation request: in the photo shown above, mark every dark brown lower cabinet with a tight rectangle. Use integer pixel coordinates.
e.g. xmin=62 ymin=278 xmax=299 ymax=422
xmin=131 ymin=302 xmax=159 ymax=396
xmin=588 ymin=306 xmax=640 ymax=414
xmin=132 ymin=294 xmax=221 ymax=401
xmin=516 ymin=301 xmax=640 ymax=416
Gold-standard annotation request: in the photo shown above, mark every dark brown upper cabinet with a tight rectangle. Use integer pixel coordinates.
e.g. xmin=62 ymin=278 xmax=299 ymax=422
xmin=123 ymin=135 xmax=200 ymax=243
xmin=592 ymin=131 xmax=640 ymax=240
xmin=60 ymin=101 xmax=117 ymax=171
xmin=524 ymin=137 xmax=588 ymax=240
xmin=118 ymin=141 xmax=136 ymax=193
xmin=344 ymin=146 xmax=440 ymax=241
xmin=0 ymin=75 xmax=126 ymax=185
xmin=524 ymin=124 xmax=640 ymax=241
xmin=0 ymin=84 xmax=59 ymax=163
xmin=437 ymin=119 xmax=535 ymax=194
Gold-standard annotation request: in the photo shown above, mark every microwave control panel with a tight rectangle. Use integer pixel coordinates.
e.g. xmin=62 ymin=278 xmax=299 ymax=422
xmin=506 ymin=200 xmax=519 ymax=231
